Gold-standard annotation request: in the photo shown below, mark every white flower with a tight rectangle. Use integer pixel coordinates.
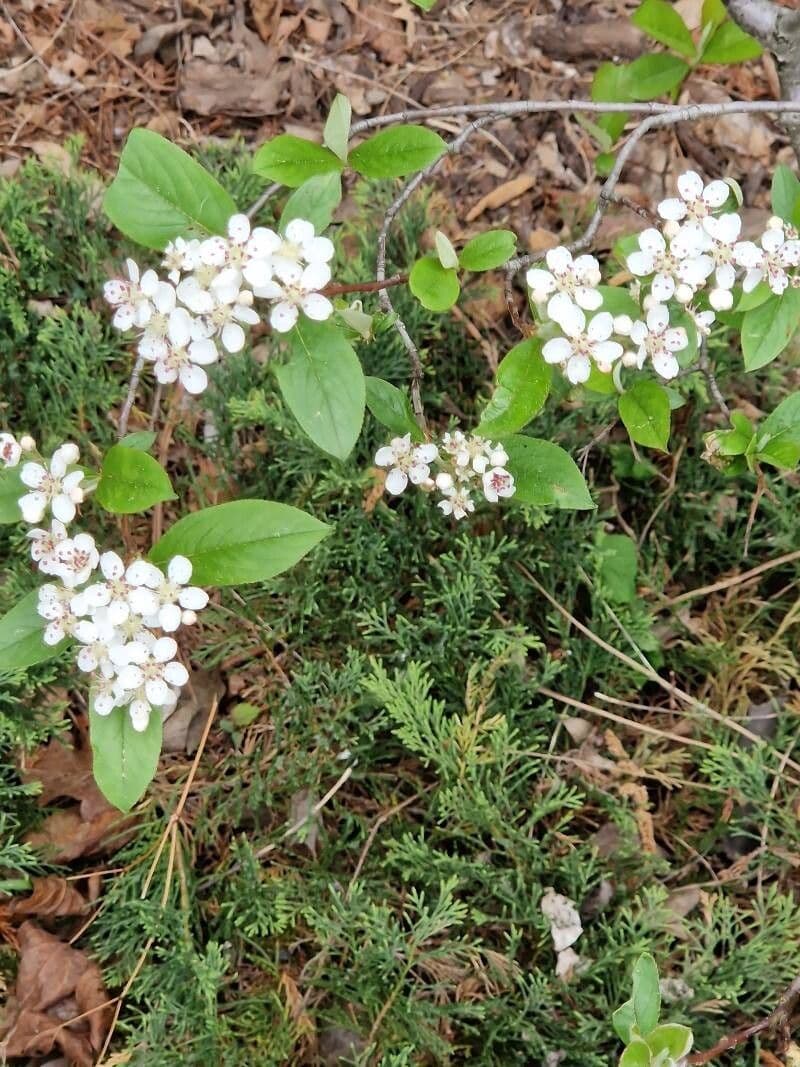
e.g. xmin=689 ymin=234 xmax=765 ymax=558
xmin=199 ymin=286 xmax=260 ymax=354
xmin=53 ymin=532 xmax=100 ymax=588
xmin=271 ymin=218 xmax=335 ymax=284
xmin=115 ymin=635 xmax=189 ymax=719
xmin=437 ymin=485 xmax=475 ymax=520
xmin=526 ymin=247 xmax=603 ymax=321
xmin=37 ymin=583 xmax=76 ymax=645
xmin=258 ymin=263 xmax=334 ymax=333
xmin=127 ymin=555 xmax=209 ymax=632
xmin=19 ymin=444 xmax=84 ymax=524
xmin=482 ymin=466 xmax=516 ymax=503
xmin=90 ymin=675 xmax=120 ymax=717
xmin=104 ymin=259 xmax=172 ymax=332
xmin=629 ymin=305 xmax=689 ymax=380
xmin=153 ymin=336 xmax=219 ymax=394
xmin=734 ymin=221 xmax=800 ymax=296
xmin=375 ymin=434 xmax=438 ymax=495
xmin=0 ymin=432 xmax=21 ymax=468
xmin=72 ymin=550 xmax=135 ymax=624
xmin=73 ymin=608 xmax=120 ymax=674
xmin=27 ymin=519 xmax=69 ymax=574
xmin=657 ymin=171 xmax=730 ymax=232
xmin=162 ymin=237 xmax=202 ymax=284
xmin=441 ymin=431 xmax=507 ymax=475
xmin=699 ymin=213 xmax=743 ymax=310
xmin=136 ymin=285 xmax=180 ymax=361
xmin=542 ymin=307 xmax=622 ymax=384
xmin=627 ymin=228 xmax=705 ymax=303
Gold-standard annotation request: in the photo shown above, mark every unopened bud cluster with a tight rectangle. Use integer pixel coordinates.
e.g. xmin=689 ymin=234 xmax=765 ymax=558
xmin=1 ymin=432 xmax=208 ymax=732
xmin=375 ymin=430 xmax=515 ymax=520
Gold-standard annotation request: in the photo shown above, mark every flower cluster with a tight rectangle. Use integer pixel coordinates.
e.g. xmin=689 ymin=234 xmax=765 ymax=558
xmin=375 ymin=430 xmax=515 ymax=519
xmin=526 ymin=170 xmax=800 ymax=385
xmin=1 ymin=432 xmax=207 ymax=732
xmin=104 ymin=215 xmax=335 ymax=395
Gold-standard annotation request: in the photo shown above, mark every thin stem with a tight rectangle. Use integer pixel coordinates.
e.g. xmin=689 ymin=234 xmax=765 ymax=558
xmin=698 ymin=339 xmax=731 ymax=419
xmin=117 ymin=353 xmax=146 ymax=439
xmin=323 ymin=274 xmax=408 ymax=297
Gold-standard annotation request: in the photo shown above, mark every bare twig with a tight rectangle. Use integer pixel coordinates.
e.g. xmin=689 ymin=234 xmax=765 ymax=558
xmin=323 ymin=274 xmax=408 ymax=297
xmin=663 ymin=547 xmax=800 ymax=606
xmin=117 ymin=353 xmax=146 ymax=439
xmin=688 ymin=974 xmax=800 ymax=1063
xmin=697 ymin=339 xmax=731 ymax=419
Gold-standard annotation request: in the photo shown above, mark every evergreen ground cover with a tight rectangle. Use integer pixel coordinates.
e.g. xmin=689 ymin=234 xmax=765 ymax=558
xmin=2 ymin=145 xmax=800 ymax=1065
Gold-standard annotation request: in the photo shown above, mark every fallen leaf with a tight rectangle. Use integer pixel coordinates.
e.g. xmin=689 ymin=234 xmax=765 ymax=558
xmin=540 ymin=887 xmax=582 ymax=953
xmin=162 ymin=669 xmax=224 ymax=754
xmin=180 ymin=58 xmax=284 ymax=116
xmin=134 ymin=19 xmax=195 ymax=61
xmin=466 ymin=175 xmax=535 ymax=222
xmin=0 ymin=922 xmax=112 ymax=1065
xmin=8 ymin=877 xmax=88 ymax=921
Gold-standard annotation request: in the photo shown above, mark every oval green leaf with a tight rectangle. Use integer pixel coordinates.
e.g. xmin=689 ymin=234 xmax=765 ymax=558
xmin=409 ymin=256 xmax=460 ymax=312
xmin=458 ymin=229 xmax=517 ymax=272
xmin=276 ymin=318 xmax=365 ymax=460
xmin=0 ymin=466 xmax=23 ymax=524
xmin=742 ymin=290 xmax=800 ymax=371
xmin=323 ymin=93 xmax=351 ymax=162
xmin=632 ymin=0 xmax=695 ymax=58
xmin=771 ymin=164 xmax=800 ymax=227
xmin=618 ymin=380 xmax=670 ymax=450
xmin=476 ymin=338 xmax=552 ymax=437
xmin=504 ymin=436 xmax=594 ymax=510
xmin=95 ymin=444 xmax=175 ymax=515
xmin=149 ymin=500 xmax=330 ymax=586
xmin=702 ymin=19 xmax=762 ymax=63
xmin=632 ymin=952 xmax=661 ymax=1036
xmin=348 ymin=125 xmax=447 ymax=179
xmin=90 ymin=700 xmax=162 ymax=813
xmin=0 ymin=589 xmax=59 ymax=673
xmin=279 ymin=172 xmax=342 ymax=235
xmin=253 ymin=134 xmax=343 ymax=188
xmin=646 ymin=1023 xmax=693 ymax=1060
xmin=103 ymin=129 xmax=237 ymax=250
xmin=626 ymin=53 xmax=690 ymax=100
xmin=365 ymin=377 xmax=423 ymax=441
xmin=435 ymin=231 xmax=459 ymax=269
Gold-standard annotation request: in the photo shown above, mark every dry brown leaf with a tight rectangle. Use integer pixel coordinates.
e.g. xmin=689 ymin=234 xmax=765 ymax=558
xmin=162 ymin=669 xmax=225 ymax=754
xmin=8 ymin=877 xmax=88 ymax=921
xmin=180 ymin=58 xmax=284 ymax=115
xmin=466 ymin=176 xmax=535 ymax=222
xmin=0 ymin=921 xmax=112 ymax=1065
xmin=134 ymin=19 xmax=195 ymax=61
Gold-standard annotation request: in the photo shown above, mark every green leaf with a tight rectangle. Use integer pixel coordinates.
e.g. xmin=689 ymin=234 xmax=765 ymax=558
xmin=231 ymin=702 xmax=262 ymax=727
xmin=94 ymin=444 xmax=175 ymax=515
xmin=323 ymin=93 xmax=351 ymax=162
xmin=435 ymin=231 xmax=459 ymax=270
xmin=476 ymin=338 xmax=552 ymax=437
xmin=631 ymin=0 xmax=696 ymax=58
xmin=619 ymin=1038 xmax=652 ymax=1067
xmin=619 ymin=381 xmax=671 ymax=450
xmin=646 ymin=1023 xmax=693 ymax=1060
xmin=759 ymin=392 xmax=800 ymax=468
xmin=276 ymin=318 xmax=365 ymax=459
xmin=349 ymin=125 xmax=447 ymax=179
xmin=149 ymin=500 xmax=330 ymax=586
xmin=584 ymin=364 xmax=617 ymax=396
xmin=253 ymin=135 xmax=343 ymax=188
xmin=771 ymin=164 xmax=800 ymax=225
xmin=103 ymin=129 xmax=237 ymax=250
xmin=119 ymin=430 xmax=157 ymax=451
xmin=504 ymin=436 xmax=595 ymax=510
xmin=459 ymin=229 xmax=517 ymax=272
xmin=701 ymin=0 xmax=726 ymax=29
xmin=409 ymin=256 xmax=460 ymax=312
xmin=591 ymin=63 xmax=632 ymax=142
xmin=625 ymin=53 xmax=690 ymax=100
xmin=632 ymin=953 xmax=661 ymax=1036
xmin=89 ymin=701 xmax=162 ymax=812
xmin=410 ymin=0 xmax=436 ymax=8
xmin=742 ymin=290 xmax=800 ymax=371
xmin=0 ymin=590 xmax=57 ymax=672
xmin=0 ymin=466 xmax=22 ymax=524
xmin=736 ymin=280 xmax=772 ymax=312
xmin=279 ymin=172 xmax=342 ymax=235
xmin=596 ymin=285 xmax=641 ymax=318
xmin=365 ymin=377 xmax=423 ymax=441
xmin=596 ymin=532 xmax=638 ymax=604
xmin=702 ymin=19 xmax=762 ymax=63
xmin=612 ymin=999 xmax=636 ymax=1044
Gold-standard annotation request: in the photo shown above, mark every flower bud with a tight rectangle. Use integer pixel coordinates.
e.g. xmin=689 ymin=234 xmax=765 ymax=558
xmin=19 ymin=435 xmax=36 ymax=452
xmin=181 ymin=609 xmax=197 ymax=626
xmin=435 ymin=472 xmax=454 ymax=492
xmin=767 ymin=215 xmax=784 ymax=230
xmin=613 ymin=314 xmax=633 ymax=336
xmin=675 ymin=283 xmax=694 ymax=304
xmin=622 ymin=350 xmax=639 ymax=368
xmin=709 ymin=288 xmax=733 ymax=311
xmin=663 ymin=220 xmax=680 ymax=239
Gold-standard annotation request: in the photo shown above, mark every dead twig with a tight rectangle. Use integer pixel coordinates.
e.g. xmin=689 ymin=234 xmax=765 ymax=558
xmin=687 ymin=974 xmax=800 ymax=1063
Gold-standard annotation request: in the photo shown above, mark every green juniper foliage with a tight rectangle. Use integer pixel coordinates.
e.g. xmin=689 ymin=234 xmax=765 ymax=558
xmin=3 ymin=148 xmax=800 ymax=1066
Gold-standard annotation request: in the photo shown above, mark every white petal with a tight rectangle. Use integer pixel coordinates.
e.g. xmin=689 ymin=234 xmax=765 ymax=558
xmin=178 ymin=586 xmax=208 ymax=610
xmin=243 ymin=259 xmax=273 ymax=288
xmin=167 ymin=555 xmax=192 ymax=584
xmin=545 ymin=246 xmax=573 ymax=273
xmin=715 ymin=263 xmax=736 ymax=290
xmin=703 ymin=179 xmax=730 ymax=208
xmin=272 ymin=257 xmax=303 ymax=285
xmin=627 ymin=251 xmax=655 ymax=277
xmin=234 ymin=305 xmax=260 ymax=326
xmin=408 ymin=462 xmax=430 ymax=485
xmin=526 ymin=268 xmax=555 ymax=295
xmin=653 ymin=352 xmax=679 ymax=379
xmin=227 ymin=213 xmax=251 ymax=243
xmin=101 ymin=551 xmax=125 ymax=580
xmin=677 ymin=171 xmax=704 ymax=201
xmin=300 ymin=262 xmax=331 ymax=292
xmin=646 ymin=304 xmax=670 ymax=334
xmin=742 ymin=267 xmax=764 ymax=292
xmin=19 ymin=492 xmax=47 ymax=523
xmin=128 ymin=587 xmax=160 ymax=616
xmin=284 ymin=218 xmax=315 ymax=246
xmin=93 ymin=692 xmax=115 ymax=715
xmin=152 ymin=636 xmax=178 ymax=662
xmin=246 ymin=227 xmax=281 ymax=258
xmin=542 ymin=337 xmax=573 ymax=365
xmin=575 ymin=286 xmax=603 ymax=311
xmin=384 ymin=467 xmax=408 ymax=495
xmin=51 ymin=494 xmax=77 ymax=523
xmin=553 ymin=302 xmax=585 ymax=337
xmin=586 ymin=311 xmax=613 ymax=342
xmin=300 ymin=292 xmax=333 ymax=322
xmin=593 ymin=340 xmax=623 ymax=364
xmin=167 ymin=307 xmax=192 ymax=347
xmin=658 ymin=198 xmax=687 ymax=222
xmin=270 ymin=302 xmax=299 ymax=333
xmin=158 ymin=603 xmax=183 ymax=633
xmin=651 ymin=273 xmax=675 ymax=302
xmin=678 ymin=255 xmax=713 ymax=286
xmin=221 ymin=321 xmax=246 ymax=353
xmin=20 ymin=462 xmax=46 ymax=489
xmin=129 ymin=701 xmax=151 ymax=732
xmin=163 ymin=660 xmax=189 ymax=687
xmin=546 ymin=291 xmax=578 ymax=323
xmin=375 ymin=446 xmax=396 ymax=467
xmin=715 ymin=213 xmax=741 ymax=243
xmin=639 ymin=228 xmax=666 ymax=255
xmin=180 ymin=364 xmax=209 ymax=394
xmin=188 ymin=338 xmax=219 ymax=365
xmin=305 ymin=236 xmax=335 ymax=263
xmin=565 ymin=354 xmax=591 ymax=384
xmin=415 ymin=443 xmax=438 ymax=463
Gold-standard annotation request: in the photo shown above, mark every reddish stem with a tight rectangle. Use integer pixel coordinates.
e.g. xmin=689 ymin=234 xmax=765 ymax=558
xmin=322 ymin=274 xmax=408 ymax=297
